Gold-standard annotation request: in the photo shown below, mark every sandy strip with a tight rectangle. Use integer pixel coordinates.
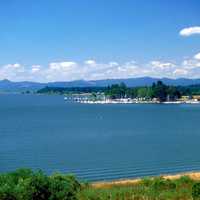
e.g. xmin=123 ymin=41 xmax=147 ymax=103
xmin=92 ymin=171 xmax=200 ymax=188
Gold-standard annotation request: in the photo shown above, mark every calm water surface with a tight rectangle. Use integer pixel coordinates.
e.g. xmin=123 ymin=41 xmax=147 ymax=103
xmin=1 ymin=94 xmax=200 ymax=181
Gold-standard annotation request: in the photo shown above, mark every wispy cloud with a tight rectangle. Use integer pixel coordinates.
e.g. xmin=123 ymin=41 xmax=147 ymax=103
xmin=179 ymin=26 xmax=200 ymax=36
xmin=173 ymin=68 xmax=188 ymax=76
xmin=150 ymin=61 xmax=176 ymax=70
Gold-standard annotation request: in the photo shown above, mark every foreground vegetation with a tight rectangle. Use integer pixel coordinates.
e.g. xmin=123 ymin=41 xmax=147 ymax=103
xmin=0 ymin=169 xmax=81 ymax=200
xmin=79 ymin=176 xmax=200 ymax=200
xmin=2 ymin=169 xmax=200 ymax=199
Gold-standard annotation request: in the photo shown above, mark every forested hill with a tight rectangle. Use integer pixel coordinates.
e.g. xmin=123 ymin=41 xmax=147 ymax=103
xmin=37 ymin=86 xmax=107 ymax=94
xmin=2 ymin=77 xmax=200 ymax=92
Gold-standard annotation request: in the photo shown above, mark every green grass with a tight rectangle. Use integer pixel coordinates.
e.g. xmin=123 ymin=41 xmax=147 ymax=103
xmin=78 ymin=176 xmax=199 ymax=200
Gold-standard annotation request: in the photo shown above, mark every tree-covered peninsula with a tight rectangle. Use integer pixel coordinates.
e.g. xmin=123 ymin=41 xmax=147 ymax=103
xmin=37 ymin=81 xmax=200 ymax=102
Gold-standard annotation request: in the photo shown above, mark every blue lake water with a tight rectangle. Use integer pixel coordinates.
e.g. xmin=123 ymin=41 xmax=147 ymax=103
xmin=1 ymin=94 xmax=200 ymax=181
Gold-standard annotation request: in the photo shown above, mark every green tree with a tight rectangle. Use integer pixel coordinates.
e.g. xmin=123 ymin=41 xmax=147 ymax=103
xmin=167 ymin=86 xmax=181 ymax=101
xmin=127 ymin=88 xmax=137 ymax=98
xmin=137 ymin=87 xmax=148 ymax=98
xmin=105 ymin=83 xmax=127 ymax=99
xmin=152 ymin=81 xmax=167 ymax=102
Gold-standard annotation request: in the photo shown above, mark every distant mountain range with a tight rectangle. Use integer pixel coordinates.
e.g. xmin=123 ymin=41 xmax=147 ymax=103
xmin=1 ymin=77 xmax=200 ymax=92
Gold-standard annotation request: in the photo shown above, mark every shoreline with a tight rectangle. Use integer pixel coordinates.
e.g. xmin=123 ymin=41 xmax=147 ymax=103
xmin=70 ymin=98 xmax=200 ymax=104
xmin=78 ymin=101 xmax=200 ymax=105
xmin=91 ymin=171 xmax=200 ymax=188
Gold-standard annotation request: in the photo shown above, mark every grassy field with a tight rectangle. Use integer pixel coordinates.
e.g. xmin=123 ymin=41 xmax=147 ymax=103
xmin=78 ymin=175 xmax=200 ymax=200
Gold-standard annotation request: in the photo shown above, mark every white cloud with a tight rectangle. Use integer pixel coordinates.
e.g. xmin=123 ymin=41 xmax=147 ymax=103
xmin=49 ymin=61 xmax=76 ymax=70
xmin=150 ymin=61 xmax=175 ymax=70
xmin=182 ymin=58 xmax=200 ymax=69
xmin=9 ymin=63 xmax=21 ymax=68
xmin=194 ymin=52 xmax=200 ymax=60
xmin=173 ymin=69 xmax=188 ymax=76
xmin=31 ymin=65 xmax=41 ymax=73
xmin=0 ymin=63 xmax=26 ymax=81
xmin=2 ymin=53 xmax=200 ymax=82
xmin=109 ymin=62 xmax=119 ymax=67
xmin=180 ymin=26 xmax=200 ymax=36
xmin=5 ymin=63 xmax=22 ymax=69
xmin=84 ymin=60 xmax=96 ymax=65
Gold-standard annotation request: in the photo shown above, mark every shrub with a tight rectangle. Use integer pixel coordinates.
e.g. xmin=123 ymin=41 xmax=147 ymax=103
xmin=175 ymin=176 xmax=193 ymax=187
xmin=140 ymin=177 xmax=152 ymax=187
xmin=49 ymin=174 xmax=81 ymax=200
xmin=192 ymin=182 xmax=200 ymax=199
xmin=9 ymin=169 xmax=33 ymax=184
xmin=0 ymin=184 xmax=17 ymax=200
xmin=22 ymin=170 xmax=51 ymax=200
xmin=151 ymin=177 xmax=175 ymax=191
xmin=0 ymin=169 xmax=81 ymax=200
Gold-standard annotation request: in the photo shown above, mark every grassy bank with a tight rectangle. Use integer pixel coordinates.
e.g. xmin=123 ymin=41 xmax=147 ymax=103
xmin=79 ymin=174 xmax=200 ymax=200
xmin=2 ymin=169 xmax=200 ymax=200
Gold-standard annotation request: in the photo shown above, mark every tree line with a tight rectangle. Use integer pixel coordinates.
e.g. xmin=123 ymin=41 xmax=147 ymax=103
xmin=37 ymin=81 xmax=200 ymax=102
xmin=37 ymin=86 xmax=107 ymax=95
xmin=105 ymin=81 xmax=182 ymax=102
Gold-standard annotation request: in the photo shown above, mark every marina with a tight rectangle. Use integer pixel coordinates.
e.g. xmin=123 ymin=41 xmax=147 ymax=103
xmin=64 ymin=96 xmax=200 ymax=104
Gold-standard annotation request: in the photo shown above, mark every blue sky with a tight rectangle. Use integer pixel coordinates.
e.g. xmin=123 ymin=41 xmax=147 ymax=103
xmin=0 ymin=0 xmax=200 ymax=82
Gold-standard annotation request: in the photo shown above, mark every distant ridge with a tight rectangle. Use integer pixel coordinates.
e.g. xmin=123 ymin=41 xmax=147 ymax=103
xmin=1 ymin=77 xmax=200 ymax=92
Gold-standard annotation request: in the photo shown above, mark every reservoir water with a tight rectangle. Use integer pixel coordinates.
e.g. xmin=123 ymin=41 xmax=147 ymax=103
xmin=1 ymin=94 xmax=200 ymax=181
